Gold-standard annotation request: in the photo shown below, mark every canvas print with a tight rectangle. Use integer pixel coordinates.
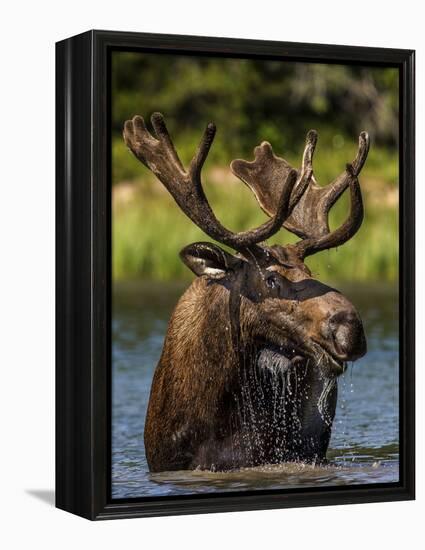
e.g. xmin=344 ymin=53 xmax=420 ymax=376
xmin=111 ymin=52 xmax=399 ymax=498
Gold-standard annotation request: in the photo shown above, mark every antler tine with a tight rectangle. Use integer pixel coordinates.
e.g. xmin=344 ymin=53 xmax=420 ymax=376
xmin=352 ymin=131 xmax=370 ymax=176
xmin=188 ymin=120 xmax=217 ymax=180
xmin=150 ymin=112 xmax=185 ymax=171
xmin=289 ymin=129 xmax=317 ymax=211
xmin=322 ymin=131 xmax=370 ymax=210
xmin=301 ymin=130 xmax=318 ymax=173
xmin=123 ymin=113 xmax=297 ymax=257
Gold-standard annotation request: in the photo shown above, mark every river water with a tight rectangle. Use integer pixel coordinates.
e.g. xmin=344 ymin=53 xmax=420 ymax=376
xmin=112 ymin=281 xmax=399 ymax=499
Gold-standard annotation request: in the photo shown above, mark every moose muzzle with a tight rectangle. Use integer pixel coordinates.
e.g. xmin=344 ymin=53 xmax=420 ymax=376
xmin=327 ymin=310 xmax=367 ymax=361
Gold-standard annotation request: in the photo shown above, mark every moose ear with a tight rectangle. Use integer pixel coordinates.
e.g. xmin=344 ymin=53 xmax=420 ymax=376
xmin=180 ymin=242 xmax=240 ymax=279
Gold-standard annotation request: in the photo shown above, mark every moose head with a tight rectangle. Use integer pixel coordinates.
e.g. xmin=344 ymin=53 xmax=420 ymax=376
xmin=123 ymin=113 xmax=369 ymax=472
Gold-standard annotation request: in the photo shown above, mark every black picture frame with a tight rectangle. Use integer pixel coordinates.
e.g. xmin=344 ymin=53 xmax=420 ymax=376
xmin=56 ymin=29 xmax=415 ymax=520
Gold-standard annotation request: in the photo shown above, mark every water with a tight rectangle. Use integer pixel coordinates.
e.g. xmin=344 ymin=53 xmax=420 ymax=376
xmin=112 ymin=281 xmax=399 ymax=499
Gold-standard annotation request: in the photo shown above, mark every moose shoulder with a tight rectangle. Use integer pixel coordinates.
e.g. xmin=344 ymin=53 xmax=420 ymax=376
xmin=123 ymin=113 xmax=369 ymax=472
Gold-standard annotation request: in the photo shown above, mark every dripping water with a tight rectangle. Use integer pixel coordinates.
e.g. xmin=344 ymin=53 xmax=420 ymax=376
xmin=317 ymin=376 xmax=337 ymax=426
xmin=233 ymin=345 xmax=316 ymax=465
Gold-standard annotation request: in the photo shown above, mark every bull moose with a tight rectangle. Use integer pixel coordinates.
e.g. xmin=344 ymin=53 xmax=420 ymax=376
xmin=123 ymin=113 xmax=369 ymax=472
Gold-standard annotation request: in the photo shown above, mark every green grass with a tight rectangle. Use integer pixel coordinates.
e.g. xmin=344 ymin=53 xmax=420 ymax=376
xmin=112 ymin=167 xmax=398 ymax=283
xmin=112 ymin=135 xmax=399 ymax=188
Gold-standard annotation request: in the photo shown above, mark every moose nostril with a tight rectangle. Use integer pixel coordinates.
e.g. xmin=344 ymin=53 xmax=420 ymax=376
xmin=328 ymin=311 xmax=366 ymax=359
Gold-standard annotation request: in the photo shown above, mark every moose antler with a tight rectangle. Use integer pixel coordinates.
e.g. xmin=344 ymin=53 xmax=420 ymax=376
xmin=123 ymin=113 xmax=297 ymax=258
xmin=231 ymin=131 xmax=370 ymax=258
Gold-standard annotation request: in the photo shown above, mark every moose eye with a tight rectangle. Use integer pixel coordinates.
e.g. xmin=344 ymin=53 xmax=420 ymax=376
xmin=266 ymin=274 xmax=280 ymax=290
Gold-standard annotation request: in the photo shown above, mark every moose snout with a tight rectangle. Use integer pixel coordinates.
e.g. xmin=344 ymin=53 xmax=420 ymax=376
xmin=327 ymin=310 xmax=367 ymax=361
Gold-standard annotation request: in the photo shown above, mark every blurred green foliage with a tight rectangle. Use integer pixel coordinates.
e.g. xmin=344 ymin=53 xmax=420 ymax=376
xmin=112 ymin=52 xmax=398 ymax=179
xmin=111 ymin=51 xmax=399 ymax=282
xmin=113 ymin=182 xmax=398 ymax=283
